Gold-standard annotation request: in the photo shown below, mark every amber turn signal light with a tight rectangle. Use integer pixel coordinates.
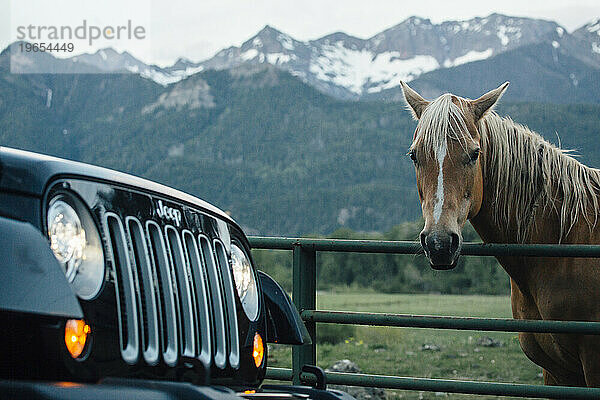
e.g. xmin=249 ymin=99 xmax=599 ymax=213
xmin=253 ymin=333 xmax=264 ymax=368
xmin=65 ymin=319 xmax=90 ymax=359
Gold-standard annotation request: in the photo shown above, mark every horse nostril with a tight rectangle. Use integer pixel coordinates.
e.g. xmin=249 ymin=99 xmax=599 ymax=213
xmin=420 ymin=233 xmax=428 ymax=251
xmin=450 ymin=233 xmax=460 ymax=254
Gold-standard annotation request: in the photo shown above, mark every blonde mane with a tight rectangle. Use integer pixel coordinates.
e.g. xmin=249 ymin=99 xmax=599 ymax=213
xmin=481 ymin=113 xmax=600 ymax=241
xmin=412 ymin=94 xmax=600 ymax=242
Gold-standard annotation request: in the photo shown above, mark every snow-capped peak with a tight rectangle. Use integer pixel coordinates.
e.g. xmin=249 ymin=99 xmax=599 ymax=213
xmin=572 ymin=18 xmax=600 ymax=56
xmin=176 ymin=13 xmax=583 ymax=97
xmin=586 ymin=19 xmax=600 ymax=35
xmin=19 ymin=13 xmax=597 ymax=98
xmin=403 ymin=16 xmax=433 ymax=26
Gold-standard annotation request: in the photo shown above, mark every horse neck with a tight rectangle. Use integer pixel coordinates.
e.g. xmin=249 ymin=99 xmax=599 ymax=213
xmin=470 ymin=192 xmax=561 ymax=245
xmin=468 ymin=116 xmax=600 ymax=294
xmin=467 ymin=121 xmax=564 ymax=291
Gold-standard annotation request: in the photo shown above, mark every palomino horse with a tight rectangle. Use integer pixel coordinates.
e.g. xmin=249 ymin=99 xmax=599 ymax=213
xmin=400 ymin=81 xmax=600 ymax=387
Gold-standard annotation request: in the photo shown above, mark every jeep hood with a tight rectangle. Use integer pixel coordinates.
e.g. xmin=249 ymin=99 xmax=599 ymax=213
xmin=0 ymin=147 xmax=237 ymax=227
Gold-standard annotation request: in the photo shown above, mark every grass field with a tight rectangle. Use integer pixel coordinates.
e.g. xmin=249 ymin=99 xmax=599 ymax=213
xmin=267 ymin=291 xmax=543 ymax=399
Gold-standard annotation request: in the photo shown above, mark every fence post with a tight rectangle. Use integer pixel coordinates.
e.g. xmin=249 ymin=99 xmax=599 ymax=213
xmin=292 ymin=243 xmax=317 ymax=385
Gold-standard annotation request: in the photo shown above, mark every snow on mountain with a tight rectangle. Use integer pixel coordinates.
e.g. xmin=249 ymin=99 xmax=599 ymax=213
xmin=309 ymin=43 xmax=439 ymax=94
xmin=444 ymin=48 xmax=494 ymax=68
xmin=66 ymin=48 xmax=203 ymax=86
xmin=130 ymin=64 xmax=204 ymax=86
xmin=71 ymin=48 xmax=147 ymax=72
xmin=194 ymin=14 xmax=569 ymax=98
xmin=563 ymin=18 xmax=600 ymax=68
xmin=574 ymin=18 xmax=600 ymax=54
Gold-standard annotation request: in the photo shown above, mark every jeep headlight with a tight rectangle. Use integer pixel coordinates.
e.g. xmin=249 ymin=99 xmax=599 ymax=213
xmin=47 ymin=194 xmax=105 ymax=300
xmin=231 ymin=242 xmax=259 ymax=321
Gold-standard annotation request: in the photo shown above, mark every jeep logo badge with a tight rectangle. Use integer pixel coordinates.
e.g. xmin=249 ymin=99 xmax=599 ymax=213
xmin=156 ymin=200 xmax=182 ymax=227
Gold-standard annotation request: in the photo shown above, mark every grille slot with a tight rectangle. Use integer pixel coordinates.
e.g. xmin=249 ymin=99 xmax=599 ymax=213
xmin=182 ymin=230 xmax=212 ymax=368
xmin=214 ymin=240 xmax=240 ymax=369
xmin=198 ymin=234 xmax=228 ymax=369
xmin=146 ymin=221 xmax=179 ymax=366
xmin=125 ymin=217 xmax=160 ymax=365
xmin=165 ymin=226 xmax=196 ymax=358
xmin=105 ymin=213 xmax=140 ymax=365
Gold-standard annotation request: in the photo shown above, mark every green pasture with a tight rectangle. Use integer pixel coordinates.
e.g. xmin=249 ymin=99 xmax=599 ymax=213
xmin=267 ymin=292 xmax=542 ymax=399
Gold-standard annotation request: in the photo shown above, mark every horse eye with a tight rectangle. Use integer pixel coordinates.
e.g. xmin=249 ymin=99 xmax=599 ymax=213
xmin=408 ymin=150 xmax=417 ymax=164
xmin=468 ymin=149 xmax=480 ymax=164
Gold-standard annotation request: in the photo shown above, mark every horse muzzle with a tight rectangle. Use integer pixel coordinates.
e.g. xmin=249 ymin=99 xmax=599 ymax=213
xmin=420 ymin=229 xmax=462 ymax=270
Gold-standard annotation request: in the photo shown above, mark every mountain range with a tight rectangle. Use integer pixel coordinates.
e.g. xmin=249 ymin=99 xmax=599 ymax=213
xmin=2 ymin=14 xmax=600 ymax=235
xmin=7 ymin=13 xmax=600 ymax=103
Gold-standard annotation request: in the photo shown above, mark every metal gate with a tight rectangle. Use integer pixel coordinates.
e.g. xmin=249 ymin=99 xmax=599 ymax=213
xmin=249 ymin=237 xmax=600 ymax=399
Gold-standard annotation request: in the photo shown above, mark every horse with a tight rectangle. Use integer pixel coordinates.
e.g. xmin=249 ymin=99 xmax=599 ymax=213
xmin=400 ymin=81 xmax=600 ymax=387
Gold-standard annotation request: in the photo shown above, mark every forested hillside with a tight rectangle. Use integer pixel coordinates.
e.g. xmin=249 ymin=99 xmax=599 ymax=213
xmin=1 ymin=54 xmax=600 ymax=235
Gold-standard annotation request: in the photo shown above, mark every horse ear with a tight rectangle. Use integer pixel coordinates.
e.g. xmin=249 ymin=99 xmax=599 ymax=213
xmin=471 ymin=82 xmax=509 ymax=121
xmin=400 ymin=81 xmax=429 ymax=119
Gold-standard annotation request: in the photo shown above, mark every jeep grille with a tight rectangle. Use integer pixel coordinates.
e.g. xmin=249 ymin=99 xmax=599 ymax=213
xmin=103 ymin=210 xmax=240 ymax=370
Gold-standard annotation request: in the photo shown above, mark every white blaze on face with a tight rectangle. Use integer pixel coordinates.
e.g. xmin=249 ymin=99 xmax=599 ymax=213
xmin=433 ymin=139 xmax=447 ymax=223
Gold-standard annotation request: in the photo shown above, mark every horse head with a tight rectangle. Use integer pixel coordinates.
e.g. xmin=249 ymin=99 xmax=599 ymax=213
xmin=401 ymin=81 xmax=509 ymax=270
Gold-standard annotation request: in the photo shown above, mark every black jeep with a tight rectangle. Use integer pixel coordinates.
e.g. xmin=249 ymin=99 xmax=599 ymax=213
xmin=0 ymin=147 xmax=354 ymax=399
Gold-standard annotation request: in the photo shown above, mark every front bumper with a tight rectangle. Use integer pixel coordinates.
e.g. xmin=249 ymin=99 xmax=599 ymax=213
xmin=0 ymin=379 xmax=357 ymax=399
xmin=0 ymin=216 xmax=82 ymax=319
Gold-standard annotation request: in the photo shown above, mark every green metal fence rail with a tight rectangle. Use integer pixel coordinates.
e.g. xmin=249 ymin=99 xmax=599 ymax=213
xmin=249 ymin=236 xmax=600 ymax=399
xmin=301 ymin=310 xmax=600 ymax=334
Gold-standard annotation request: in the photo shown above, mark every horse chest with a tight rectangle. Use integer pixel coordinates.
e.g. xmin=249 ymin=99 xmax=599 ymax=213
xmin=510 ymin=279 xmax=583 ymax=377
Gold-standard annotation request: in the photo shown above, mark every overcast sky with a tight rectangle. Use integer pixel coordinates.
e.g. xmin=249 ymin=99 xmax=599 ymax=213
xmin=1 ymin=0 xmax=599 ymax=67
